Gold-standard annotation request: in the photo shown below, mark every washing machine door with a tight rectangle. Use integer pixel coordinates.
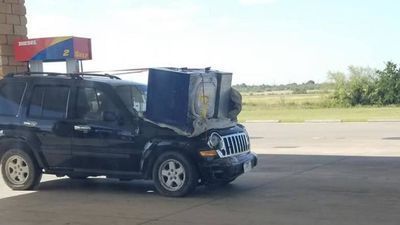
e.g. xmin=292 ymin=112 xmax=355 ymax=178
xmin=190 ymin=75 xmax=217 ymax=119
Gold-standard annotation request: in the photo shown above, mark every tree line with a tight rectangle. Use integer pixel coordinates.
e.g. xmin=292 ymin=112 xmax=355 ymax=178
xmin=234 ymin=61 xmax=400 ymax=107
xmin=233 ymin=80 xmax=326 ymax=94
xmin=329 ymin=62 xmax=400 ymax=106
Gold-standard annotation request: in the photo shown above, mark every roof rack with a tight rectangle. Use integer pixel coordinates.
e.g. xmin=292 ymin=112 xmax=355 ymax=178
xmin=4 ymin=72 xmax=121 ymax=80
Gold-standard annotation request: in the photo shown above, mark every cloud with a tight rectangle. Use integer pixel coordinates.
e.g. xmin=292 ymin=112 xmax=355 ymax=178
xmin=239 ymin=0 xmax=277 ymax=5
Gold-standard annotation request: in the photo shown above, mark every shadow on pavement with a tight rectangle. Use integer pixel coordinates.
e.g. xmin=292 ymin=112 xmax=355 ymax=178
xmin=1 ymin=154 xmax=400 ymax=225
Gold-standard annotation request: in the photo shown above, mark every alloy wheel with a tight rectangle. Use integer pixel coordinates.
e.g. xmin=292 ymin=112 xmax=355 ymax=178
xmin=5 ymin=155 xmax=30 ymax=185
xmin=158 ymin=159 xmax=186 ymax=191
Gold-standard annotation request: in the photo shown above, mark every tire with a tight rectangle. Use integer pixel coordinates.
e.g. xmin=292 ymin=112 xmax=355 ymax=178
xmin=1 ymin=148 xmax=42 ymax=190
xmin=152 ymin=151 xmax=198 ymax=197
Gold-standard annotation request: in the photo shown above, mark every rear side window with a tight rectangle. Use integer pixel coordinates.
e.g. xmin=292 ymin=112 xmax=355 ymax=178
xmin=0 ymin=82 xmax=27 ymax=116
xmin=28 ymin=86 xmax=70 ymax=119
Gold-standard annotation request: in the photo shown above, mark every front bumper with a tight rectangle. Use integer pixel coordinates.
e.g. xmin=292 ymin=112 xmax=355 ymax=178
xmin=199 ymin=152 xmax=258 ymax=183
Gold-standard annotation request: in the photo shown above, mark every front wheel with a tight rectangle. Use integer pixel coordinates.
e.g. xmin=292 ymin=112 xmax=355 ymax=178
xmin=152 ymin=151 xmax=198 ymax=197
xmin=1 ymin=149 xmax=42 ymax=190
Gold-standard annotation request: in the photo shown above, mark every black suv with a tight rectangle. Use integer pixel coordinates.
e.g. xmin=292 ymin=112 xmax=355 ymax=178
xmin=0 ymin=72 xmax=257 ymax=196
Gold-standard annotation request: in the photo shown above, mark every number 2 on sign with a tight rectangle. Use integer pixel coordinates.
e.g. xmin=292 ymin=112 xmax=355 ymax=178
xmin=63 ymin=49 xmax=70 ymax=57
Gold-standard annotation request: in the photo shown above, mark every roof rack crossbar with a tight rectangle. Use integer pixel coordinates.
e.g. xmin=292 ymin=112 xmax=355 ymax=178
xmin=5 ymin=72 xmax=121 ymax=80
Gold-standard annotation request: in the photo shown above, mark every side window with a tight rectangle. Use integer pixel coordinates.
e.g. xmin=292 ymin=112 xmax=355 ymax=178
xmin=131 ymin=86 xmax=146 ymax=113
xmin=76 ymin=87 xmax=116 ymax=121
xmin=115 ymin=85 xmax=147 ymax=114
xmin=0 ymin=82 xmax=26 ymax=116
xmin=28 ymin=86 xmax=70 ymax=119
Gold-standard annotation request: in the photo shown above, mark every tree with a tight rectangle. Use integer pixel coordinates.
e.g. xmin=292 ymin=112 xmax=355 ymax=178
xmin=306 ymin=80 xmax=315 ymax=85
xmin=347 ymin=66 xmax=376 ymax=105
xmin=328 ymin=66 xmax=377 ymax=106
xmin=329 ymin=71 xmax=349 ymax=105
xmin=375 ymin=62 xmax=400 ymax=105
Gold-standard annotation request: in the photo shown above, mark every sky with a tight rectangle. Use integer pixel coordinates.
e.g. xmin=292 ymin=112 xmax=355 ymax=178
xmin=25 ymin=0 xmax=400 ymax=85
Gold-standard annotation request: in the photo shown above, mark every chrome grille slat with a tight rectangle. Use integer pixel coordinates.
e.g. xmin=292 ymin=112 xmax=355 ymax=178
xmin=244 ymin=134 xmax=249 ymax=150
xmin=241 ymin=135 xmax=246 ymax=151
xmin=235 ymin=137 xmax=240 ymax=153
xmin=231 ymin=137 xmax=237 ymax=154
xmin=228 ymin=137 xmax=234 ymax=154
xmin=230 ymin=137 xmax=235 ymax=154
xmin=242 ymin=135 xmax=246 ymax=151
xmin=227 ymin=138 xmax=232 ymax=155
xmin=239 ymin=135 xmax=245 ymax=150
xmin=233 ymin=137 xmax=238 ymax=154
xmin=244 ymin=136 xmax=247 ymax=150
xmin=223 ymin=139 xmax=230 ymax=156
xmin=219 ymin=132 xmax=250 ymax=158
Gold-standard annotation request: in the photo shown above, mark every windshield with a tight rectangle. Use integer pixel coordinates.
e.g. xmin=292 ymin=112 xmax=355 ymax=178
xmin=114 ymin=85 xmax=147 ymax=116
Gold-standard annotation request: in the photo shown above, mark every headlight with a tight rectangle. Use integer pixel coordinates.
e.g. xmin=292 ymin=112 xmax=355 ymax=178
xmin=208 ymin=132 xmax=222 ymax=148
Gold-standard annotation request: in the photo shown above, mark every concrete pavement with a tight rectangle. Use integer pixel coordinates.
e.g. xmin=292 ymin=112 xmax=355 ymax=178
xmin=0 ymin=122 xmax=400 ymax=225
xmin=247 ymin=122 xmax=400 ymax=156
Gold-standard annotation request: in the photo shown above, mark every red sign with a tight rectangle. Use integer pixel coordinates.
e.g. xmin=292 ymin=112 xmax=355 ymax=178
xmin=14 ymin=36 xmax=92 ymax=62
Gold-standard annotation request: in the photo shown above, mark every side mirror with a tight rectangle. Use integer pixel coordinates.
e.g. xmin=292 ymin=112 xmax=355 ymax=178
xmin=103 ymin=111 xmax=118 ymax=122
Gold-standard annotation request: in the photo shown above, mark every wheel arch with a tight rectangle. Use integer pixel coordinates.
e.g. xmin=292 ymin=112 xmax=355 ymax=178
xmin=140 ymin=140 xmax=199 ymax=180
xmin=0 ymin=137 xmax=45 ymax=169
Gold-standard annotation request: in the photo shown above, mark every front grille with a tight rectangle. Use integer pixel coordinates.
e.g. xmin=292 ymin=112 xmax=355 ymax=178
xmin=218 ymin=132 xmax=250 ymax=158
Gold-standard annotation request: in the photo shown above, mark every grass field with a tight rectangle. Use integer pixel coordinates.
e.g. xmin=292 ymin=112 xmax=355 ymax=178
xmin=239 ymin=93 xmax=400 ymax=122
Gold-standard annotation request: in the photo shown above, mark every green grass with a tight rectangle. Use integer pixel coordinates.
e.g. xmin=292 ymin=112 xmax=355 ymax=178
xmin=242 ymin=93 xmax=329 ymax=108
xmin=239 ymin=93 xmax=400 ymax=122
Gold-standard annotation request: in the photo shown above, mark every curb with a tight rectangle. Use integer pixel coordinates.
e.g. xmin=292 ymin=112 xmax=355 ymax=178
xmin=367 ymin=119 xmax=400 ymax=122
xmin=245 ymin=120 xmax=280 ymax=123
xmin=304 ymin=119 xmax=342 ymax=123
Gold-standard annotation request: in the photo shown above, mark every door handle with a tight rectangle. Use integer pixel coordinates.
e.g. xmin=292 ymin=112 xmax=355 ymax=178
xmin=23 ymin=121 xmax=38 ymax=127
xmin=74 ymin=125 xmax=91 ymax=132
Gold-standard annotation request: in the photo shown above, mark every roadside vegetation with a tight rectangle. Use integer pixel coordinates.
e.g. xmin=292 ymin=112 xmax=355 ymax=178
xmin=235 ymin=62 xmax=400 ymax=122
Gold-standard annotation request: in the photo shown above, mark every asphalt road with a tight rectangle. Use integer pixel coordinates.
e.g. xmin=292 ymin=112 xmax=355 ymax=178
xmin=0 ymin=122 xmax=400 ymax=225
